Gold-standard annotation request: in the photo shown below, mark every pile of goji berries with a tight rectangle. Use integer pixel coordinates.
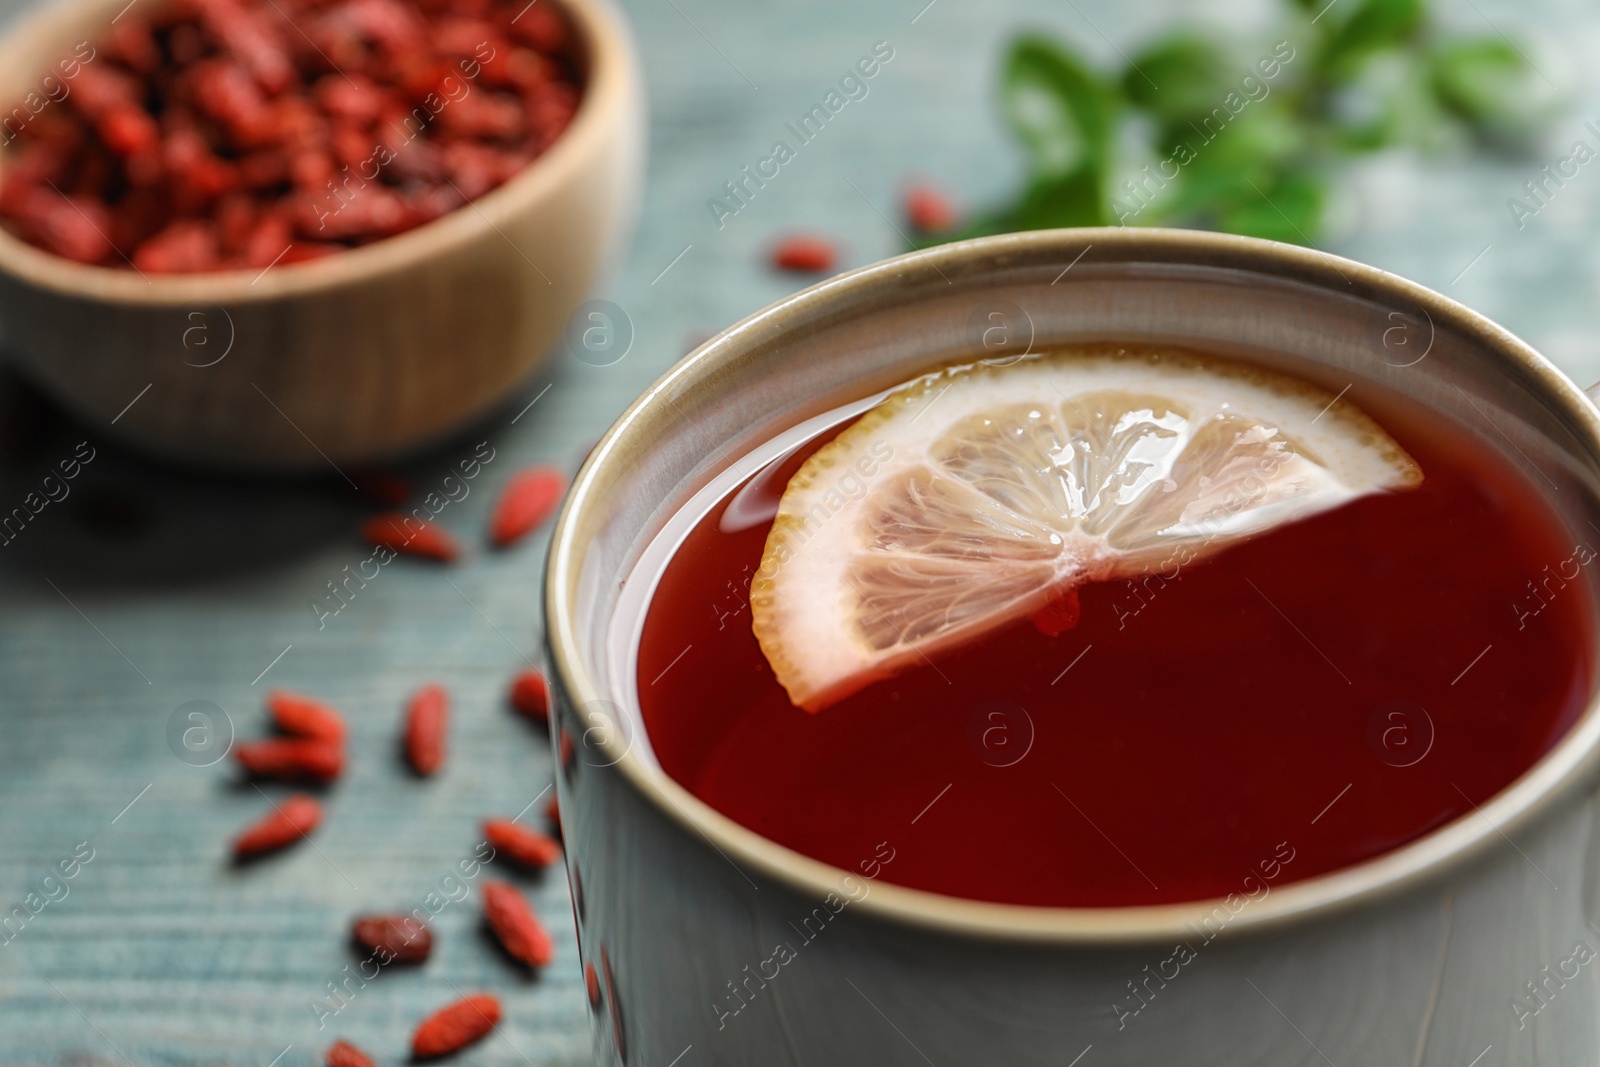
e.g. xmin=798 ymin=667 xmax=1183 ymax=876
xmin=0 ymin=0 xmax=583 ymax=271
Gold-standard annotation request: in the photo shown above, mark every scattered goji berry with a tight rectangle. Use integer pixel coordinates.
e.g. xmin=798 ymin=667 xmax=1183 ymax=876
xmin=351 ymin=914 xmax=432 ymax=964
xmin=403 ymin=683 xmax=449 ymax=776
xmin=481 ymin=880 xmax=552 ymax=967
xmin=482 ymin=818 xmax=561 ymax=869
xmin=233 ymin=793 xmax=322 ymax=857
xmin=235 ymin=738 xmax=345 ymax=783
xmin=771 ymin=235 xmax=837 ymax=273
xmin=904 ymin=184 xmax=958 ymax=233
xmin=363 ymin=513 xmax=459 ymax=562
xmin=325 ymin=1039 xmax=377 ymax=1067
xmin=412 ymin=994 xmax=502 ymax=1058
xmin=508 ymin=668 xmax=549 ymax=723
xmin=546 ymin=796 xmax=561 ymax=837
xmin=490 ymin=467 xmax=566 ymax=547
xmin=585 ymin=961 xmax=601 ymax=1007
xmin=267 ymin=690 xmax=347 ymax=743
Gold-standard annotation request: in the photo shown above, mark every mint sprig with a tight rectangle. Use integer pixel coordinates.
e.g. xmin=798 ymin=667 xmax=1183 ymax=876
xmin=925 ymin=0 xmax=1561 ymax=246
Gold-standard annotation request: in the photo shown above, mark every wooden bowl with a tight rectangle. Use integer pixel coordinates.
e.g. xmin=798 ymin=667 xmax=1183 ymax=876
xmin=0 ymin=0 xmax=644 ymax=471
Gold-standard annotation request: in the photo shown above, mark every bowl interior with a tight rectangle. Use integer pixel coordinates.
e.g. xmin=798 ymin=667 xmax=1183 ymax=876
xmin=0 ymin=0 xmax=631 ymax=303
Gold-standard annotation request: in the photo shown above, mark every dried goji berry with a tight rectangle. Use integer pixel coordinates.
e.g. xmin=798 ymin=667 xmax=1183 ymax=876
xmin=363 ymin=513 xmax=459 ymax=562
xmin=107 ymin=18 xmax=162 ymax=75
xmin=310 ymin=186 xmax=409 ymax=241
xmin=240 ymin=211 xmax=292 ymax=266
xmin=546 ymin=796 xmax=560 ymax=837
xmin=238 ymin=149 xmax=291 ymax=190
xmin=482 ymin=817 xmax=560 ymax=869
xmin=215 ymin=193 xmax=258 ymax=253
xmin=288 ymin=149 xmax=336 ymax=192
xmin=97 ymin=105 xmax=160 ymax=157
xmin=168 ymin=149 xmax=240 ymax=213
xmin=233 ymin=793 xmax=322 ymax=857
xmin=192 ymin=59 xmax=270 ymax=136
xmin=325 ymin=1039 xmax=377 ymax=1067
xmin=192 ymin=0 xmax=295 ymax=93
xmin=345 ymin=0 xmax=427 ymax=55
xmin=490 ymin=467 xmax=565 ymax=547
xmin=167 ymin=23 xmax=207 ymax=66
xmin=235 ymin=738 xmax=345 ymax=782
xmin=481 ymin=880 xmax=552 ymax=967
xmin=771 ymin=234 xmax=837 ymax=273
xmin=68 ymin=65 xmax=138 ymax=120
xmin=526 ymin=84 xmax=577 ymax=149
xmin=904 ymin=184 xmax=957 ymax=233
xmin=134 ymin=219 xmax=221 ymax=273
xmin=13 ymin=190 xmax=113 ymax=264
xmin=584 ymin=961 xmax=601 ymax=1007
xmin=314 ymin=74 xmax=389 ymax=125
xmin=508 ymin=668 xmax=549 ymax=722
xmin=351 ymin=914 xmax=432 ymax=963
xmin=412 ymin=994 xmax=501 ymax=1058
xmin=280 ymin=240 xmax=339 ymax=264
xmin=403 ymin=683 xmax=448 ymax=775
xmin=109 ymin=186 xmax=166 ymax=252
xmin=440 ymin=140 xmax=501 ymax=200
xmin=508 ymin=2 xmax=569 ymax=53
xmin=267 ymin=690 xmax=347 ymax=743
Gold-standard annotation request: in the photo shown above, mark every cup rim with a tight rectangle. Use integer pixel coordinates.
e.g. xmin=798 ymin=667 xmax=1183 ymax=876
xmin=546 ymin=227 xmax=1600 ymax=945
xmin=0 ymin=0 xmax=633 ymax=305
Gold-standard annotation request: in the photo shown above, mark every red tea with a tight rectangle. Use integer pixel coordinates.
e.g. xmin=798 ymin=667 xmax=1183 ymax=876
xmin=634 ymin=359 xmax=1595 ymax=907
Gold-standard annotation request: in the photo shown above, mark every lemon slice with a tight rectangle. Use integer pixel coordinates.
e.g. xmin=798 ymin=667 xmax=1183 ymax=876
xmin=749 ymin=346 xmax=1421 ymax=711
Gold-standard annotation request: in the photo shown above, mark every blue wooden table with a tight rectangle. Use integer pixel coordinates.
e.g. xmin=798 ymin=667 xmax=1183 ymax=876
xmin=2 ymin=0 xmax=1599 ymax=1063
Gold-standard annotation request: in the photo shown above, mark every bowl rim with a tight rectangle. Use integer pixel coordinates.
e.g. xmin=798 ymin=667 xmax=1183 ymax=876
xmin=0 ymin=0 xmax=632 ymax=303
xmin=546 ymin=226 xmax=1600 ymax=945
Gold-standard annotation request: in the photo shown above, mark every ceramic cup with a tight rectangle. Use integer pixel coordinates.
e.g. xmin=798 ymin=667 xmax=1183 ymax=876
xmin=545 ymin=228 xmax=1600 ymax=1066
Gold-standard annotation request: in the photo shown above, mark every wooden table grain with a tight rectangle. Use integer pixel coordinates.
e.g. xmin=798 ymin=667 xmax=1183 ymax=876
xmin=2 ymin=0 xmax=1599 ymax=1063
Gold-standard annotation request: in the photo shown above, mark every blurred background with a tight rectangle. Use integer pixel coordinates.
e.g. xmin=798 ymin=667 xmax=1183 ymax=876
xmin=0 ymin=0 xmax=1596 ymax=1062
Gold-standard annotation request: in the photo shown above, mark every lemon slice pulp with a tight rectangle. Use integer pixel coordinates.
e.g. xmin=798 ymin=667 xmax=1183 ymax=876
xmin=749 ymin=346 xmax=1421 ymax=711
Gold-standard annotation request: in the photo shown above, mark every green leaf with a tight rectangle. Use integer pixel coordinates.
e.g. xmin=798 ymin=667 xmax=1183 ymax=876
xmin=1429 ymin=37 xmax=1562 ymax=146
xmin=1006 ymin=167 xmax=1111 ymax=229
xmin=1215 ymin=170 xmax=1327 ymax=244
xmin=1121 ymin=33 xmax=1237 ymax=124
xmin=1000 ymin=34 xmax=1116 ymax=183
xmin=1317 ymin=0 xmax=1424 ymax=82
xmin=917 ymin=3 xmax=1564 ymax=255
xmin=1330 ymin=53 xmax=1465 ymax=153
xmin=1138 ymin=102 xmax=1306 ymax=222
